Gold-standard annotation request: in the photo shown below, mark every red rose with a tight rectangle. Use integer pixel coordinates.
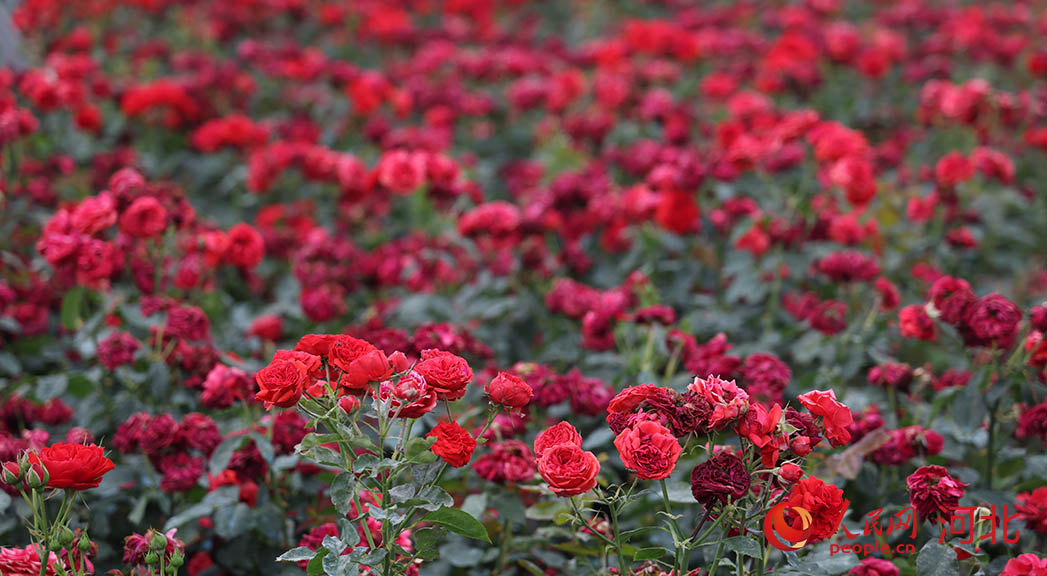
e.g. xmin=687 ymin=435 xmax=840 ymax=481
xmin=784 ymin=476 xmax=848 ymax=543
xmin=255 ymin=359 xmax=309 ymax=408
xmin=962 ymin=293 xmax=1021 ymax=349
xmin=223 ymin=223 xmax=265 ymax=268
xmin=537 ymin=443 xmax=600 ymax=497
xmin=415 ymin=350 xmax=474 ymax=401
xmin=427 ymin=421 xmax=476 ymax=468
xmin=295 ymin=334 xmax=338 ymax=356
xmin=376 ymin=149 xmax=427 ymax=194
xmin=31 ymin=443 xmax=115 ymax=490
xmin=928 ymin=276 xmax=975 ymax=325
xmin=907 ymin=465 xmax=965 ymax=523
xmin=654 ymin=190 xmax=700 ymax=235
xmin=340 ymin=349 xmax=393 ymax=392
xmin=273 ymin=350 xmax=324 ymax=379
xmin=613 ymin=420 xmax=681 ymax=480
xmin=534 ymin=421 xmax=583 ymax=459
xmin=375 ymin=371 xmax=436 ymax=418
xmin=328 ymin=335 xmax=378 ymax=372
xmin=899 ymin=305 xmax=936 ymax=341
xmin=485 ymin=372 xmax=533 ymax=408
xmin=797 ymin=389 xmax=853 ymax=447
xmin=690 ymin=451 xmax=750 ymax=507
xmin=119 ymin=196 xmax=168 ymax=238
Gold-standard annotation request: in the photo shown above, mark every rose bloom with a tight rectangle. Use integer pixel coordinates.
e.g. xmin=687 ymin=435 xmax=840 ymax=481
xmin=485 ymin=372 xmax=533 ymax=408
xmin=1016 ymin=487 xmax=1047 ymax=534
xmin=340 ymin=349 xmax=393 ymax=392
xmin=613 ymin=420 xmax=682 ymax=480
xmin=898 ymin=305 xmax=936 ymax=341
xmin=849 ymin=557 xmax=899 ymax=576
xmin=962 ymin=293 xmax=1021 ymax=349
xmin=690 ymin=451 xmax=750 ymax=507
xmin=928 ymin=276 xmax=975 ymax=325
xmin=907 ymin=465 xmax=966 ymax=523
xmin=537 ymin=443 xmax=600 ymax=497
xmin=374 ymin=371 xmax=436 ymax=418
xmin=1017 ymin=402 xmax=1047 ymax=445
xmin=427 ymin=421 xmax=476 ymax=468
xmin=0 ymin=545 xmax=60 ymax=576
xmin=534 ymin=421 xmax=583 ymax=459
xmin=784 ymin=476 xmax=849 ymax=543
xmin=1001 ymin=554 xmax=1047 ymax=576
xmin=329 ymin=335 xmax=378 ymax=369
xmin=415 ymin=350 xmax=474 ymax=401
xmin=473 ymin=440 xmax=536 ymax=485
xmin=30 ymin=443 xmax=115 ymax=490
xmin=686 ymin=375 xmax=749 ymax=430
xmin=797 ymin=389 xmax=853 ymax=447
xmin=254 ymin=359 xmax=309 ymax=408
xmin=119 ymin=196 xmax=167 ymax=238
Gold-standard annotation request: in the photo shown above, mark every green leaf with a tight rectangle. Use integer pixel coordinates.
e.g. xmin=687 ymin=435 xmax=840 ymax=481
xmin=214 ymin=503 xmax=251 ymax=539
xmin=249 ymin=433 xmax=275 ymax=464
xmin=723 ymin=536 xmax=763 ymax=559
xmin=632 ymin=547 xmax=668 ymax=561
xmin=61 ymin=287 xmax=85 ymax=331
xmin=389 ymin=484 xmax=416 ymax=503
xmin=330 ymin=473 xmax=356 ymax=515
xmin=306 ymin=548 xmax=328 ymax=576
xmin=916 ymin=541 xmax=960 ymax=576
xmin=422 ymin=506 xmax=491 ymax=542
xmin=404 ymin=436 xmax=436 ymax=460
xmin=209 ymin=436 xmax=245 ymax=477
xmin=412 ymin=526 xmax=444 ymax=561
xmin=276 ymin=547 xmax=317 ymax=563
xmin=35 ymin=374 xmax=68 ymax=401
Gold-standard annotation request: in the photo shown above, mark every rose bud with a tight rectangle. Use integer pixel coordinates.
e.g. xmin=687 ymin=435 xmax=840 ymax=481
xmin=389 ymin=351 xmax=409 ymax=373
xmin=778 ymin=463 xmax=804 ymax=483
xmin=1 ymin=461 xmax=21 ymax=485
xmin=25 ymin=462 xmax=48 ymax=489
xmin=339 ymin=396 xmax=361 ymax=413
xmin=485 ymin=372 xmax=534 ymax=408
xmin=790 ymin=436 xmax=812 ymax=457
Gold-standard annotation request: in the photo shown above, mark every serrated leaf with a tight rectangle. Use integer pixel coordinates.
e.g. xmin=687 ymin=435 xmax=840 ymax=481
xmin=422 ymin=506 xmax=491 ymax=542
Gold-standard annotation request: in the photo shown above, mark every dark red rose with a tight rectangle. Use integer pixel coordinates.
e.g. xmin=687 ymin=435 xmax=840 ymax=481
xmin=907 ymin=465 xmax=966 ymax=523
xmin=690 ymin=451 xmax=750 ymax=507
xmin=962 ymin=293 xmax=1021 ymax=349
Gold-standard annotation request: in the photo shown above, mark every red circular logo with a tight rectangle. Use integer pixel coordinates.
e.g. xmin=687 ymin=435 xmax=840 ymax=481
xmin=763 ymin=501 xmax=813 ymax=551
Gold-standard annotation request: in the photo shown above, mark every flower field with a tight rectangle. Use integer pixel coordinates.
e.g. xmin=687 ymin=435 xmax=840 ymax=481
xmin=1 ymin=1 xmax=1047 ymax=575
